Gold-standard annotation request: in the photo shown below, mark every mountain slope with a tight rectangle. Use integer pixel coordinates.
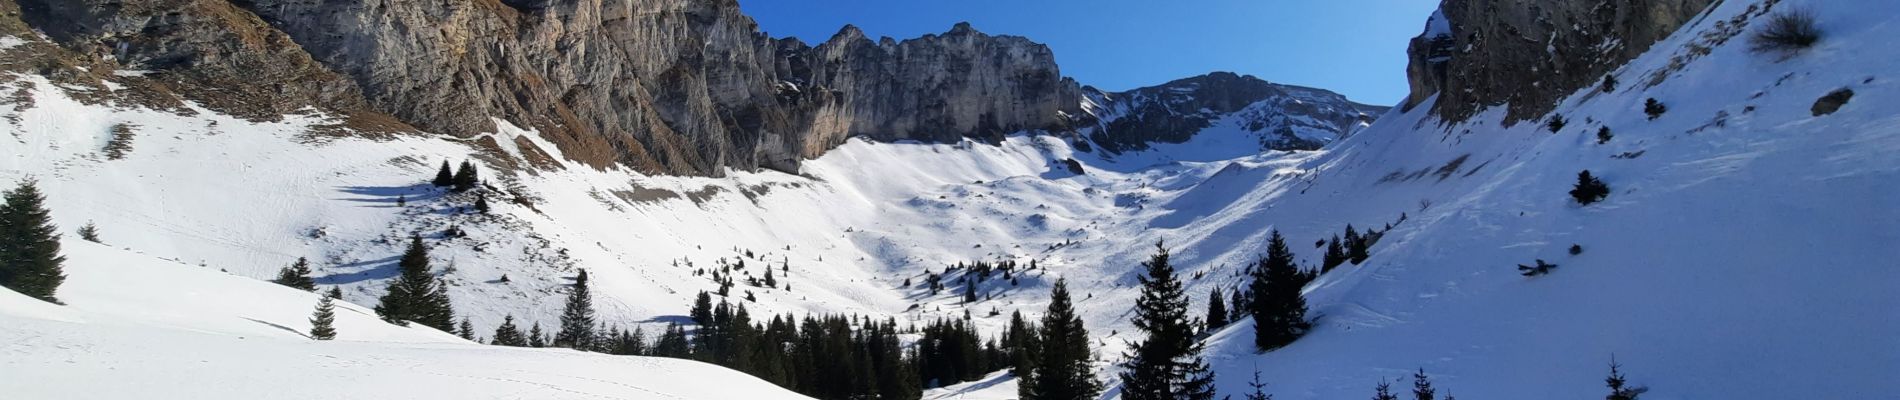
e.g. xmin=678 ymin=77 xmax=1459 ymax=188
xmin=0 ymin=240 xmax=811 ymax=400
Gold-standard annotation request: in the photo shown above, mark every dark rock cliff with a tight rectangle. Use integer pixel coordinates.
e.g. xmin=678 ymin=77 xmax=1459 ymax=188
xmin=1403 ymin=0 xmax=1718 ymax=123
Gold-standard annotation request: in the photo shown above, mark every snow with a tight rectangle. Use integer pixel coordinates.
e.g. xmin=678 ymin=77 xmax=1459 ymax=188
xmin=2 ymin=0 xmax=1896 ymax=398
xmin=0 ymin=241 xmax=811 ymax=399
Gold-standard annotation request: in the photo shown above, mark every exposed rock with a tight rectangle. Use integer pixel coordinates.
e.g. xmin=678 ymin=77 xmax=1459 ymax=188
xmin=1081 ymin=72 xmax=1385 ymax=153
xmin=1404 ymin=0 xmax=1718 ymax=123
xmin=1811 ymin=88 xmax=1853 ymax=116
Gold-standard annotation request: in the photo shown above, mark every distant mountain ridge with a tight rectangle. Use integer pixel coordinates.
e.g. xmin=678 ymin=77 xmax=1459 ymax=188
xmin=6 ymin=0 xmax=1373 ymax=176
xmin=1080 ymin=72 xmax=1386 ymax=154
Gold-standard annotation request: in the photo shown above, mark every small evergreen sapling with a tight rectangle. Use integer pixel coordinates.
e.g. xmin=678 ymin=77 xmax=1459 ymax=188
xmin=78 ymin=222 xmax=101 ymax=243
xmin=1411 ymin=368 xmax=1435 ymax=400
xmin=1597 ymin=126 xmax=1613 ymax=144
xmin=1244 ymin=369 xmax=1273 ymax=400
xmin=1570 ymin=170 xmax=1611 ymax=205
xmin=1570 ymin=244 xmax=1584 ymax=255
xmin=309 ymin=295 xmax=338 ymax=340
xmin=1547 ymin=114 xmax=1568 ymax=133
xmin=1600 ymin=74 xmax=1618 ymax=93
xmin=475 ymin=194 xmax=490 ymax=214
xmin=1644 ymin=98 xmax=1667 ymax=120
xmin=1605 ymin=359 xmax=1649 ymax=400
xmin=1372 ymin=380 xmax=1399 ymax=400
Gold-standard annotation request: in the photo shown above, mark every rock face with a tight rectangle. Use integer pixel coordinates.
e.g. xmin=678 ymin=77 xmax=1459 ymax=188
xmin=9 ymin=0 xmax=1085 ymax=176
xmin=1083 ymin=72 xmax=1385 ymax=153
xmin=1404 ymin=0 xmax=1718 ymax=123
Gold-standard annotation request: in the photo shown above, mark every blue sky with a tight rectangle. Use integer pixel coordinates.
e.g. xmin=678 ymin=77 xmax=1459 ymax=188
xmin=740 ymin=0 xmax=1440 ymax=105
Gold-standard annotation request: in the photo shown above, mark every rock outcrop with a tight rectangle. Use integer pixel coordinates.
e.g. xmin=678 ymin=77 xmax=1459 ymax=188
xmin=9 ymin=0 xmax=1086 ymax=176
xmin=1083 ymin=72 xmax=1385 ymax=153
xmin=1403 ymin=0 xmax=1718 ymax=123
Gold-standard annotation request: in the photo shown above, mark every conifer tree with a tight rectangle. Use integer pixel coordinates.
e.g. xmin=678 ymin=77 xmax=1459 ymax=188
xmin=555 ymin=269 xmax=598 ymax=349
xmin=272 ymin=257 xmax=317 ymax=291
xmin=1205 ymin=287 xmax=1229 ymax=331
xmin=763 ymin=268 xmax=777 ymax=288
xmin=0 ymin=179 xmax=65 ymax=302
xmin=1605 ymin=358 xmax=1648 ymax=400
xmin=492 ymin=315 xmax=526 ymax=346
xmin=1244 ymin=368 xmax=1273 ymax=400
xmin=1412 ymin=368 xmax=1435 ymax=400
xmin=374 ymin=235 xmax=455 ymax=330
xmin=396 ymin=195 xmax=406 ymax=207
xmin=528 ymin=322 xmax=547 ymax=347
xmin=1570 ymin=170 xmax=1610 ymax=205
xmin=309 ymin=295 xmax=338 ymax=340
xmin=1021 ymin=279 xmax=1101 ymax=400
xmin=432 ymin=160 xmax=454 ymax=187
xmin=474 ymin=194 xmax=490 ymax=214
xmin=690 ymin=291 xmax=715 ymax=326
xmin=963 ymin=279 xmax=978 ymax=304
xmin=653 ymin=322 xmax=691 ymax=358
xmin=452 ymin=161 xmax=479 ymax=192
xmin=1372 ymin=380 xmax=1399 ymax=400
xmin=1250 ymin=230 xmax=1310 ymax=352
xmin=77 ymin=222 xmax=100 ymax=243
xmin=1120 ymin=242 xmax=1215 ymax=400
xmin=457 ymin=318 xmax=476 ymax=341
xmin=1323 ymin=235 xmax=1347 ymax=271
xmin=1006 ymin=310 xmax=1040 ymax=379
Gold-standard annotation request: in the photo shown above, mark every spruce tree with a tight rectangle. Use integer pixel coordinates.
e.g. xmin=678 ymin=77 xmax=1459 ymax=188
xmin=1570 ymin=170 xmax=1610 ymax=205
xmin=77 ymin=222 xmax=100 ymax=243
xmin=272 ymin=257 xmax=317 ymax=291
xmin=432 ymin=160 xmax=454 ymax=187
xmin=690 ymin=291 xmax=715 ymax=326
xmin=374 ymin=235 xmax=455 ymax=330
xmin=327 ymin=286 xmax=344 ymax=299
xmin=452 ymin=161 xmax=479 ymax=192
xmin=1021 ymin=279 xmax=1101 ymax=400
xmin=1605 ymin=359 xmax=1647 ymax=400
xmin=309 ymin=295 xmax=338 ymax=340
xmin=1412 ymin=368 xmax=1435 ymax=400
xmin=763 ymin=268 xmax=777 ymax=288
xmin=1120 ymin=242 xmax=1216 ymax=400
xmin=1244 ymin=368 xmax=1273 ymax=400
xmin=1250 ymin=230 xmax=1310 ymax=352
xmin=492 ymin=315 xmax=526 ymax=346
xmin=458 ymin=317 xmax=477 ymax=341
xmin=1372 ymin=380 xmax=1399 ymax=400
xmin=528 ymin=322 xmax=547 ymax=347
xmin=1007 ymin=310 xmax=1040 ymax=380
xmin=653 ymin=322 xmax=691 ymax=357
xmin=1323 ymin=235 xmax=1347 ymax=271
xmin=1205 ymin=287 xmax=1229 ymax=331
xmin=963 ymin=279 xmax=978 ymax=304
xmin=0 ymin=179 xmax=65 ymax=302
xmin=474 ymin=194 xmax=490 ymax=214
xmin=555 ymin=270 xmax=598 ymax=349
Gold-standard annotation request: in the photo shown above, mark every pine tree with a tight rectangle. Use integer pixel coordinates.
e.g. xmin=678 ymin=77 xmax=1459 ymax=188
xmin=555 ymin=269 xmax=598 ymax=349
xmin=1250 ymin=230 xmax=1310 ymax=352
xmin=1205 ymin=287 xmax=1229 ymax=331
xmin=452 ymin=160 xmax=480 ymax=192
xmin=653 ymin=323 xmax=691 ymax=358
xmin=77 ymin=222 xmax=100 ymax=243
xmin=474 ymin=194 xmax=490 ymax=214
xmin=1120 ymin=242 xmax=1216 ymax=400
xmin=1007 ymin=310 xmax=1041 ymax=380
xmin=1021 ymin=279 xmax=1101 ymax=400
xmin=1348 ymin=232 xmax=1371 ymax=265
xmin=1322 ymin=235 xmax=1347 ymax=271
xmin=272 ymin=257 xmax=317 ymax=291
xmin=1372 ymin=380 xmax=1399 ymax=400
xmin=492 ymin=315 xmax=527 ymax=346
xmin=457 ymin=318 xmax=477 ymax=341
xmin=374 ymin=235 xmax=454 ymax=330
xmin=309 ymin=295 xmax=338 ymax=340
xmin=1570 ymin=170 xmax=1610 ymax=205
xmin=0 ymin=179 xmax=66 ymax=302
xmin=1644 ymin=98 xmax=1667 ymax=120
xmin=528 ymin=322 xmax=547 ymax=348
xmin=963 ymin=279 xmax=978 ymax=304
xmin=1412 ymin=368 xmax=1435 ymax=400
xmin=327 ymin=286 xmax=344 ymax=299
xmin=691 ymin=291 xmax=715 ymax=326
xmin=763 ymin=268 xmax=777 ymax=288
xmin=1605 ymin=358 xmax=1648 ymax=400
xmin=432 ymin=160 xmax=454 ymax=187
xmin=1244 ymin=368 xmax=1273 ymax=400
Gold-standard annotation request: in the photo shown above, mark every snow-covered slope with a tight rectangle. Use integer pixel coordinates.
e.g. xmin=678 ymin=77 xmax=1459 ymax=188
xmin=3 ymin=0 xmax=1896 ymax=398
xmin=0 ymin=240 xmax=810 ymax=399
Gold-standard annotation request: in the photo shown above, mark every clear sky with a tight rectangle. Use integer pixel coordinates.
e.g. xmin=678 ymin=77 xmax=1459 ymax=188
xmin=739 ymin=0 xmax=1440 ymax=106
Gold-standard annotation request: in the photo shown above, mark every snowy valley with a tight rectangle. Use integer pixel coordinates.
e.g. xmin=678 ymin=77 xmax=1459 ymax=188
xmin=3 ymin=0 xmax=1898 ymax=399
